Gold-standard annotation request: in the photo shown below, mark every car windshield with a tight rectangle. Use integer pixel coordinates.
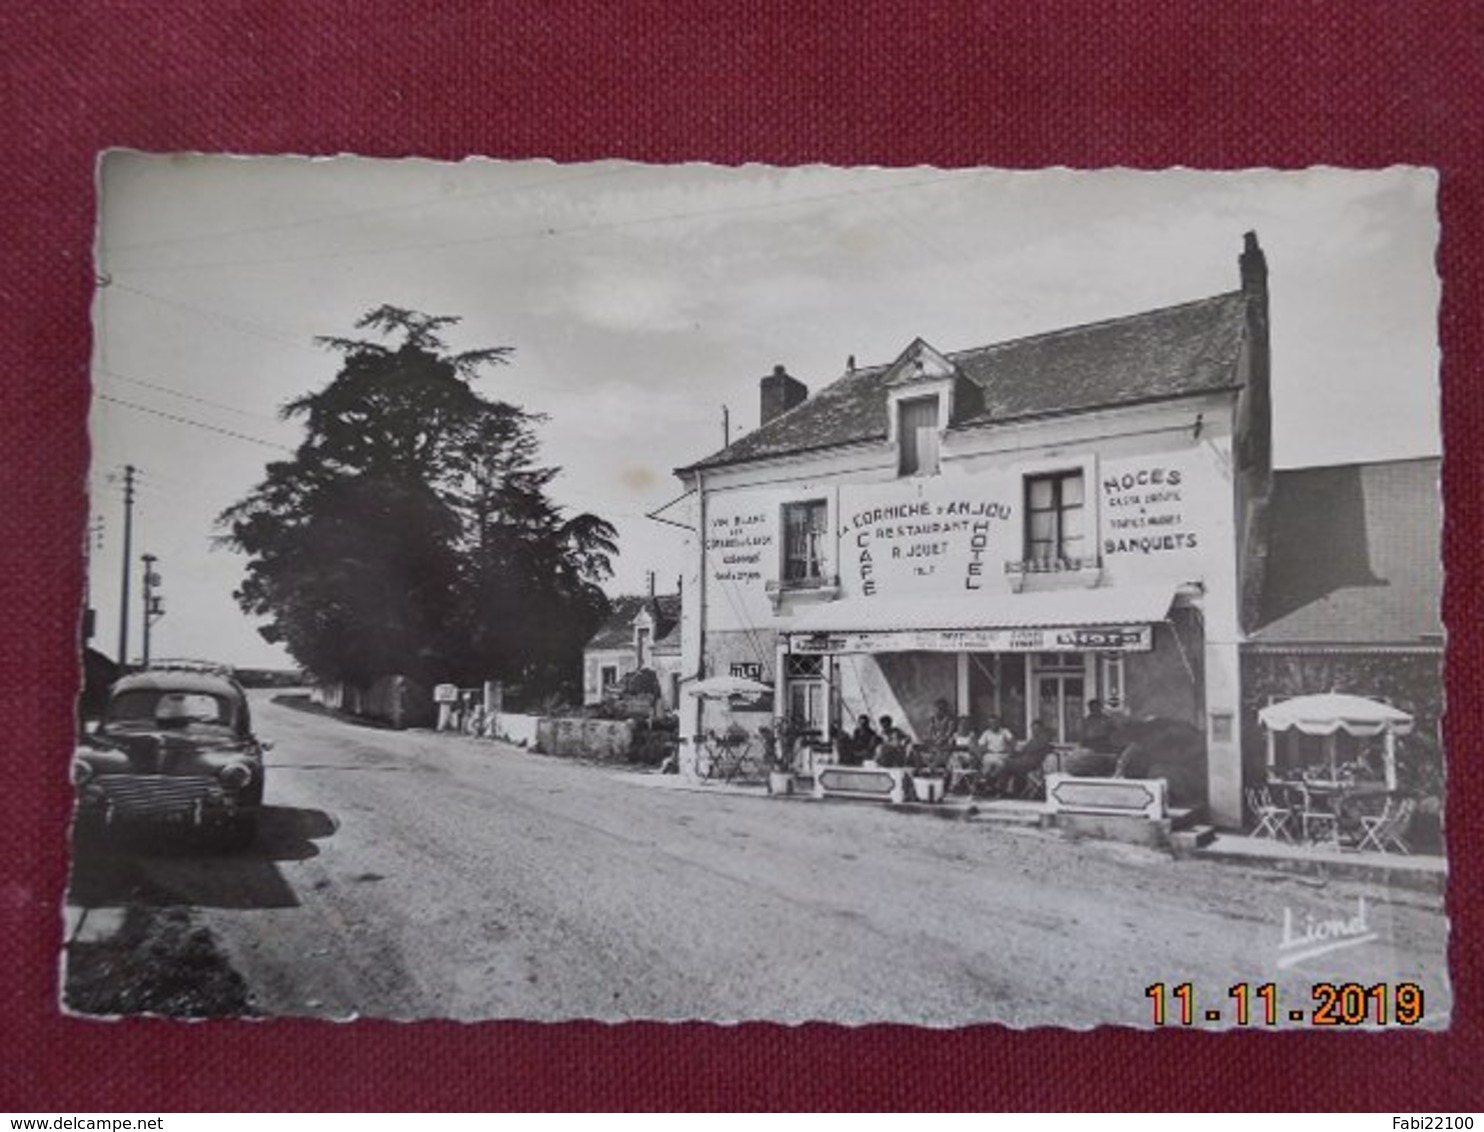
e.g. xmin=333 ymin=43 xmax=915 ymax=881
xmin=106 ymin=689 xmax=237 ymax=731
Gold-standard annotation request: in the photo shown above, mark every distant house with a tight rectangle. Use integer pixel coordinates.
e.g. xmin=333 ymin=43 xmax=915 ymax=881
xmin=1241 ymin=456 xmax=1443 ymax=779
xmin=582 ymin=591 xmax=683 ymax=709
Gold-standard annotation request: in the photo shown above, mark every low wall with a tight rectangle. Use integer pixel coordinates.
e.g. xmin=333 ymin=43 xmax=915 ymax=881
xmin=312 ymin=676 xmax=432 ymax=729
xmin=492 ymin=711 xmax=542 ymax=748
xmin=536 ymin=717 xmax=636 ymax=761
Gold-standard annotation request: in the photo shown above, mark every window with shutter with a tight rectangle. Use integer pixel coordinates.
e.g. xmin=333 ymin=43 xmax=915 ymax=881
xmin=897 ymin=396 xmax=940 ymax=476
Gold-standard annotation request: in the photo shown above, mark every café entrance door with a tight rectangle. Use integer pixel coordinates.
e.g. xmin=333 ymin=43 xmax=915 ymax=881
xmin=1031 ymin=653 xmax=1086 ymax=745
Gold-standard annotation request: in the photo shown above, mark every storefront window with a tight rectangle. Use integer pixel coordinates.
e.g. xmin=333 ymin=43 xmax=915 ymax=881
xmin=1025 ymin=469 xmax=1086 ymax=566
xmin=782 ymin=499 xmax=828 ymax=584
xmin=784 ymin=654 xmax=826 ymax=738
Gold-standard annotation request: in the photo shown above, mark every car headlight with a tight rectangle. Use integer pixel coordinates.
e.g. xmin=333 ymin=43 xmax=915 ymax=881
xmin=71 ymin=760 xmax=93 ymax=786
xmin=219 ymin=763 xmax=253 ymax=790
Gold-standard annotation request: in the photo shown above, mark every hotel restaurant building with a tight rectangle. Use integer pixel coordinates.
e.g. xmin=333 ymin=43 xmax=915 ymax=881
xmin=673 ymin=234 xmax=1280 ymax=828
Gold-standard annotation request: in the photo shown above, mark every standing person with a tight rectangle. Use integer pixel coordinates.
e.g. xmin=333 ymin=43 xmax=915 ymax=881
xmin=913 ymin=698 xmax=955 ymax=772
xmin=1082 ymin=698 xmax=1116 ymax=754
xmin=926 ymin=698 xmax=956 ymax=747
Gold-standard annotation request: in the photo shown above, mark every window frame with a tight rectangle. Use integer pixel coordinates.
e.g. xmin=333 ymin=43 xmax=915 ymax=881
xmin=896 ymin=394 xmax=942 ymax=477
xmin=1023 ymin=467 xmax=1088 ymax=568
xmin=780 ymin=498 xmax=829 ymax=586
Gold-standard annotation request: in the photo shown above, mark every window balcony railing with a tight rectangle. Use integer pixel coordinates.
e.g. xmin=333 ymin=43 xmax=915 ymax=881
xmin=1005 ymin=555 xmax=1103 ymax=591
xmin=766 ymin=573 xmax=841 ymax=608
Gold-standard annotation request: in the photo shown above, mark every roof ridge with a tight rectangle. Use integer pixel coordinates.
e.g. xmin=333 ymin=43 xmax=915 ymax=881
xmin=946 ymin=290 xmax=1245 ymax=362
xmin=1274 ymin=454 xmax=1442 ymax=475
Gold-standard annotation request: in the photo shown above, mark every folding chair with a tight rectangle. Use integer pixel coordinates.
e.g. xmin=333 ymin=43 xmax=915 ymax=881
xmin=1356 ymin=796 xmax=1415 ymax=855
xmin=1245 ymin=785 xmax=1293 ymax=841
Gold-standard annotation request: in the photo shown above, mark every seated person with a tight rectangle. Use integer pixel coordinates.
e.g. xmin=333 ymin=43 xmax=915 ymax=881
xmin=945 ymin=716 xmax=982 ymax=794
xmin=976 ymin=714 xmax=1016 ymax=778
xmin=873 ymin=715 xmax=910 ymax=768
xmin=993 ymin=719 xmax=1055 ymax=797
xmin=841 ymin=713 xmax=877 ymax=767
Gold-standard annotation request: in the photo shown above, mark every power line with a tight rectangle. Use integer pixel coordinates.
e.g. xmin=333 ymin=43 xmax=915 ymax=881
xmin=95 ymin=393 xmax=294 ymax=451
xmin=98 ymin=367 xmax=281 ymax=421
xmin=114 ymin=169 xmax=989 ymax=275
xmin=108 ymin=282 xmax=321 ymax=354
xmin=105 ymin=164 xmax=635 ymax=256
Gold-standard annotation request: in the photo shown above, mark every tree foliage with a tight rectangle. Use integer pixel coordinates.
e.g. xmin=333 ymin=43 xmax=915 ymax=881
xmin=219 ymin=307 xmax=616 ymax=694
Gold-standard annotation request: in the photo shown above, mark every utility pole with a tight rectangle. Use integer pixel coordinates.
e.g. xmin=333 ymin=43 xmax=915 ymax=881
xmin=722 ymin=405 xmax=730 ymax=448
xmin=141 ymin=553 xmax=163 ymax=667
xmin=116 ymin=464 xmax=135 ymax=670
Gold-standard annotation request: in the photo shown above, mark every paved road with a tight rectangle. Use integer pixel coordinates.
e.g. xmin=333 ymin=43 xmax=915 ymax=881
xmin=68 ymin=691 xmax=1452 ymax=1027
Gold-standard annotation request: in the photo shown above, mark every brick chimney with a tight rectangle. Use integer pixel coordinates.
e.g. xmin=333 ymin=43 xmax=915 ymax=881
xmin=760 ymin=364 xmax=807 ymax=426
xmin=1240 ymin=230 xmax=1268 ymax=299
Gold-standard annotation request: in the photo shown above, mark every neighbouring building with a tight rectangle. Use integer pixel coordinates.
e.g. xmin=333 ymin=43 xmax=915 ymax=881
xmin=1241 ymin=457 xmax=1444 ymax=786
xmin=582 ymin=589 xmax=684 ymax=710
xmin=673 ymin=233 xmax=1285 ymax=827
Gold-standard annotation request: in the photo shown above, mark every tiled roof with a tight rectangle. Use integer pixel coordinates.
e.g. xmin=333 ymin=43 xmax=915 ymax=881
xmin=1250 ymin=458 xmax=1442 ymax=647
xmin=682 ymin=291 xmax=1251 ymax=471
xmin=585 ymin=593 xmax=682 ymax=652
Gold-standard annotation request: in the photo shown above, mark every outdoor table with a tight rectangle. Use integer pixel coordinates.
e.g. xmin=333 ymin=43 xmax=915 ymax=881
xmin=1270 ymin=778 xmax=1390 ymax=847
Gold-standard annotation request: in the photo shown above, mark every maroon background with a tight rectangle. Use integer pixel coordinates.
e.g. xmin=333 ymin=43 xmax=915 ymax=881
xmin=2 ymin=0 xmax=1479 ymax=1112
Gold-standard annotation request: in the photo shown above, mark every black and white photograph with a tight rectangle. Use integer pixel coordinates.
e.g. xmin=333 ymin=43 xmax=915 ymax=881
xmin=68 ymin=157 xmax=1448 ymax=1028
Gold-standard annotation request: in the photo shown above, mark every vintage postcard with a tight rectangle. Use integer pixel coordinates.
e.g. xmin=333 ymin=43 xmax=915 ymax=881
xmin=69 ymin=157 xmax=1447 ymax=1027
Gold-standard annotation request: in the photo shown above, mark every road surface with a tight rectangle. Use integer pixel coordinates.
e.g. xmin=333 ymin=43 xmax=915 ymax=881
xmin=66 ymin=691 xmax=1452 ymax=1027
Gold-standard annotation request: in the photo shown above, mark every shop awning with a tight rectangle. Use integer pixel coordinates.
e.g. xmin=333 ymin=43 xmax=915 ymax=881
xmin=783 ymin=584 xmax=1178 ymax=636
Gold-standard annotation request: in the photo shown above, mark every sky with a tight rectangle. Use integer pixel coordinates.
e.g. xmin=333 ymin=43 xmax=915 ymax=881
xmin=87 ymin=158 xmax=1441 ymax=669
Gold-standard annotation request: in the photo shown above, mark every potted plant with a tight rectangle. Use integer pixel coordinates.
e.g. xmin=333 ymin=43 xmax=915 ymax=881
xmin=760 ymin=720 xmax=798 ymax=796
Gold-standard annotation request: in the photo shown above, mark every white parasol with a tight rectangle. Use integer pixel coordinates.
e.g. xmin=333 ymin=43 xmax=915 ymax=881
xmin=1258 ymin=693 xmax=1413 ymax=789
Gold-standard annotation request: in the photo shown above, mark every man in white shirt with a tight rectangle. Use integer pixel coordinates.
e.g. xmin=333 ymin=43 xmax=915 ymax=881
xmin=977 ymin=715 xmax=1016 ymax=765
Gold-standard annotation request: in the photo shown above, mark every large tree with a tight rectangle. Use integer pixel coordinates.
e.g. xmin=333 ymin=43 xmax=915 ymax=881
xmin=219 ymin=306 xmax=616 ymax=695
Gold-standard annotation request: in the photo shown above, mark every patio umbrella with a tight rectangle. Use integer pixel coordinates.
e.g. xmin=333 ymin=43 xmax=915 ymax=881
xmin=1257 ymin=693 xmax=1413 ymax=789
xmin=683 ymin=674 xmax=775 ymax=699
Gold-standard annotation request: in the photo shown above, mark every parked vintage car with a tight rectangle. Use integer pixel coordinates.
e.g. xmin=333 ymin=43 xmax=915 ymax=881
xmin=73 ymin=663 xmax=269 ymax=848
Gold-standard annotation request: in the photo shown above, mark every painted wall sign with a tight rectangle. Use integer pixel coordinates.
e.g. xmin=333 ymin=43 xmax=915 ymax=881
xmin=787 ymin=624 xmax=1152 ymax=655
xmin=837 ymin=477 xmax=1017 ymax=599
xmin=704 ymin=491 xmax=780 ymax=631
xmin=1099 ymin=450 xmax=1218 ymax=577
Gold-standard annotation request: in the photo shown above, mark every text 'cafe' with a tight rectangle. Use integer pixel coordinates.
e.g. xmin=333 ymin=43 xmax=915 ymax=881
xmin=673 ymin=233 xmax=1276 ymax=826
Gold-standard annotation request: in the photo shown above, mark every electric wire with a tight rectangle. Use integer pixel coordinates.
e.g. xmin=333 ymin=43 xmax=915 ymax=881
xmin=113 ymin=170 xmax=989 ymax=275
xmin=94 ymin=393 xmax=294 ymax=451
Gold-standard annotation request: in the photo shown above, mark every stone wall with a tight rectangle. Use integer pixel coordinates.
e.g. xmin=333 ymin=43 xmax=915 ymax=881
xmin=535 ymin=716 xmax=637 ymax=761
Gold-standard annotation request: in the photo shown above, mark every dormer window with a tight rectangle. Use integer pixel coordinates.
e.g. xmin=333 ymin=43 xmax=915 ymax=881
xmin=897 ymin=396 xmax=941 ymax=477
xmin=883 ymin=338 xmax=963 ymax=479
